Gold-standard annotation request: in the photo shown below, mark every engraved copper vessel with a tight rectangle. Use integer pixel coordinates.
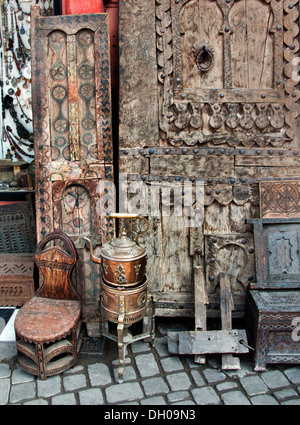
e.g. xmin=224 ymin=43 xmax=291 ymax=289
xmin=83 ymin=214 xmax=153 ymax=385
xmin=83 ymin=214 xmax=149 ymax=287
xmin=101 ymin=277 xmax=148 ymax=325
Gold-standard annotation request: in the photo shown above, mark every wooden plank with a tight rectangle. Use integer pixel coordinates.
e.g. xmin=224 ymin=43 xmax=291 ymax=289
xmin=235 ymin=155 xmax=300 ymax=167
xmin=194 ymin=263 xmax=208 ymax=364
xmin=167 ymin=330 xmax=249 ymax=355
xmin=220 ymin=273 xmax=234 ymax=330
xmin=235 ymin=166 xmax=300 ymax=179
xmin=119 ymin=156 xmax=149 ymax=175
xmin=119 ymin=0 xmax=158 ymax=148
xmin=231 ymin=0 xmax=274 ymax=89
xmin=174 ymin=88 xmax=284 ymax=104
xmin=220 ymin=273 xmax=240 ymax=369
xmin=150 ymin=155 xmax=234 ymax=177
xmin=145 ymin=215 xmax=193 ymax=295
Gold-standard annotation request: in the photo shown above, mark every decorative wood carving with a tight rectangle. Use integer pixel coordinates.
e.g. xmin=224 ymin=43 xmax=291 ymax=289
xmin=0 ymin=254 xmax=35 ymax=307
xmin=31 ymin=7 xmax=114 ymax=325
xmin=205 ymin=234 xmax=255 ymax=309
xmin=246 ymin=289 xmax=300 ymax=371
xmin=260 ymin=180 xmax=300 ymax=218
xmin=156 ymin=0 xmax=299 ymax=148
xmin=0 ymin=202 xmax=35 ymax=253
xmin=247 ymin=218 xmax=300 ymax=289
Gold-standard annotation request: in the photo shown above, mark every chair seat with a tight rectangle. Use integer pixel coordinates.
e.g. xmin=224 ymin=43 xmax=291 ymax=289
xmin=15 ymin=296 xmax=81 ymax=344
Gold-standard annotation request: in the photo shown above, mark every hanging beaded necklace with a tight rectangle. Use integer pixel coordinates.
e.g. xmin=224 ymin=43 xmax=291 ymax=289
xmin=2 ymin=1 xmax=54 ymax=161
xmin=4 ymin=94 xmax=33 ymax=141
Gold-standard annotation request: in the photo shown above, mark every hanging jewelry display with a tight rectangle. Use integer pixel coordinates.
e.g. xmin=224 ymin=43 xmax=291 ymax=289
xmin=0 ymin=0 xmax=54 ymax=162
xmin=0 ymin=3 xmax=5 ymax=158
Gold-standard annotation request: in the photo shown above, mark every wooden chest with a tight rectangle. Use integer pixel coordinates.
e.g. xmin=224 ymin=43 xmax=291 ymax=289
xmin=246 ymin=289 xmax=300 ymax=371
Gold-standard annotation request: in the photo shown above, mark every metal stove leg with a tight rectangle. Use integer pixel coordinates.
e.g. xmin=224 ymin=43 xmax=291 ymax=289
xmin=142 ymin=296 xmax=155 ymax=344
xmin=149 ymin=297 xmax=155 ymax=345
xmin=100 ymin=296 xmax=109 ymax=337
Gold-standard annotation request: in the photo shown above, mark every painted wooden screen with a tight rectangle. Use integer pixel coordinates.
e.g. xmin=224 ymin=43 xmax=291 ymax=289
xmin=119 ymin=0 xmax=300 ymax=316
xmin=31 ymin=6 xmax=114 ymax=327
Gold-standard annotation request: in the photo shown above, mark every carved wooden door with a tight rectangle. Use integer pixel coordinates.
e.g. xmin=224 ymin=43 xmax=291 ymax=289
xmin=31 ymin=6 xmax=114 ymax=327
xmin=119 ymin=0 xmax=300 ymax=316
xmin=158 ymin=0 xmax=298 ymax=148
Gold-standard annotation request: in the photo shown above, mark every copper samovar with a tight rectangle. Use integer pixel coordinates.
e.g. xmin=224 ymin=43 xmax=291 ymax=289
xmin=83 ymin=214 xmax=155 ymax=383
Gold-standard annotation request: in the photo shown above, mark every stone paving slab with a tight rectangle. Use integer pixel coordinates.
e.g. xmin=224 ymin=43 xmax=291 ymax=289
xmin=0 ymin=320 xmax=300 ymax=406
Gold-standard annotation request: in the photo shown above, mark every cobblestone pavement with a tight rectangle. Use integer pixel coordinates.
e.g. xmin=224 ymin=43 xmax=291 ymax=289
xmin=1 ymin=318 xmax=300 ymax=407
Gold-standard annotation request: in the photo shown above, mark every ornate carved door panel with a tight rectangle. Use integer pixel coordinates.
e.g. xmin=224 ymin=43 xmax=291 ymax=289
xmin=119 ymin=0 xmax=300 ymax=316
xmin=158 ymin=0 xmax=299 ymax=148
xmin=31 ymin=7 xmax=114 ymax=325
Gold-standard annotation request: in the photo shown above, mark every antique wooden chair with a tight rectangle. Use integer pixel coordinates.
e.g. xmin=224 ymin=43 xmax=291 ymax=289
xmin=14 ymin=231 xmax=82 ymax=380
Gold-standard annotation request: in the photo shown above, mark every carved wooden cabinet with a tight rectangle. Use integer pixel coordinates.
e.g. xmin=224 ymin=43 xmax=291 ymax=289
xmin=118 ymin=0 xmax=300 ymax=316
xmin=31 ymin=7 xmax=114 ymax=328
xmin=0 ymin=201 xmax=35 ymax=306
xmin=245 ymin=212 xmax=300 ymax=370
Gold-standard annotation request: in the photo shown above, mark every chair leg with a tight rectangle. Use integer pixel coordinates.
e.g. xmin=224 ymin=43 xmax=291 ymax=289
xmin=36 ymin=343 xmax=46 ymax=380
xmin=71 ymin=323 xmax=82 ymax=363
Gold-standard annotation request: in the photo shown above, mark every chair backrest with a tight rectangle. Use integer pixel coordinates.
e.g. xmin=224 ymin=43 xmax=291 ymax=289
xmin=34 ymin=231 xmax=80 ymax=300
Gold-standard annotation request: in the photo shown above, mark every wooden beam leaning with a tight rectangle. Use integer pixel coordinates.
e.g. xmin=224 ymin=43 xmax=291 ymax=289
xmin=220 ymin=273 xmax=241 ymax=370
xmin=167 ymin=273 xmax=249 ymax=369
xmin=194 ymin=263 xmax=208 ymax=364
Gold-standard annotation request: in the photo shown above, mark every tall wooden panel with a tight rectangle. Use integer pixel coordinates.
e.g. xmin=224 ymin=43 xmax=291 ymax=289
xmin=31 ymin=7 xmax=114 ymax=326
xmin=119 ymin=0 xmax=300 ymax=316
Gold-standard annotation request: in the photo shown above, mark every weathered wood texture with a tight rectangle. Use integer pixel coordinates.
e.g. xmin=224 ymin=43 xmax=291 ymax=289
xmin=119 ymin=0 xmax=159 ymax=148
xmin=31 ymin=7 xmax=114 ymax=324
xmin=157 ymin=0 xmax=299 ymax=147
xmin=118 ymin=0 xmax=300 ymax=317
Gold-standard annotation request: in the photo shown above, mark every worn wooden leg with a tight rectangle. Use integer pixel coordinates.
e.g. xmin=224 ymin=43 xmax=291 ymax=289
xmin=254 ymin=328 xmax=268 ymax=372
xmin=220 ymin=273 xmax=241 ymax=370
xmin=117 ymin=313 xmax=126 ymax=384
xmin=149 ymin=297 xmax=155 ymax=344
xmin=194 ymin=265 xmax=208 ymax=364
xmin=36 ymin=343 xmax=46 ymax=380
xmin=71 ymin=323 xmax=82 ymax=363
